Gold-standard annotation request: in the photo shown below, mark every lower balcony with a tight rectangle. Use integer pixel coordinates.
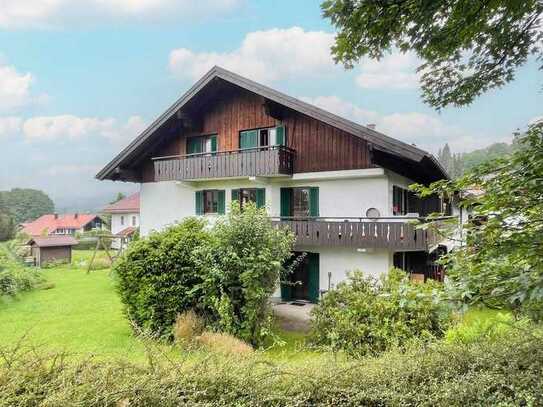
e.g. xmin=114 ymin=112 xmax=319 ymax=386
xmin=271 ymin=217 xmax=439 ymax=251
xmin=153 ymin=145 xmax=295 ymax=182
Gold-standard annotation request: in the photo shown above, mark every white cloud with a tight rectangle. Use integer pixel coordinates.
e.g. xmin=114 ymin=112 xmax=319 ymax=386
xmin=169 ymin=27 xmax=337 ymax=83
xmin=0 ymin=64 xmax=36 ymax=112
xmin=301 ymin=95 xmax=499 ymax=153
xmin=0 ymin=0 xmax=242 ymax=29
xmin=355 ymin=52 xmax=420 ymax=90
xmin=0 ymin=116 xmax=22 ymax=138
xmin=21 ymin=114 xmax=146 ymax=143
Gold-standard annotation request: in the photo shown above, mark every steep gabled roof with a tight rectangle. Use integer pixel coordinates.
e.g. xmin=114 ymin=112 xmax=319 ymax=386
xmin=96 ymin=66 xmax=447 ymax=181
xmin=102 ymin=193 xmax=140 ymax=214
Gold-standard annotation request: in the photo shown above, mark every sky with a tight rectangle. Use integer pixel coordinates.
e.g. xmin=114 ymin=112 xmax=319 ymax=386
xmin=0 ymin=0 xmax=541 ymax=212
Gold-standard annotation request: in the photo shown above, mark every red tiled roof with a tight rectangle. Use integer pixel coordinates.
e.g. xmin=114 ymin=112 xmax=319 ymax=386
xmin=21 ymin=214 xmax=100 ymax=236
xmin=27 ymin=236 xmax=79 ymax=247
xmin=102 ymin=193 xmax=140 ymax=214
xmin=115 ymin=226 xmax=138 ymax=237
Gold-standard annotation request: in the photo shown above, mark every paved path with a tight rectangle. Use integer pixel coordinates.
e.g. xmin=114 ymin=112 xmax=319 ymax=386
xmin=272 ymin=302 xmax=314 ymax=332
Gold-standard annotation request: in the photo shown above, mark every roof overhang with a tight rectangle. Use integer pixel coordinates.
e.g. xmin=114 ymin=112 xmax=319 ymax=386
xmin=96 ymin=66 xmax=448 ymax=183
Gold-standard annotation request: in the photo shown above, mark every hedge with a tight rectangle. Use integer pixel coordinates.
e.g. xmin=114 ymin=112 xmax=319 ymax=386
xmin=0 ymin=332 xmax=541 ymax=406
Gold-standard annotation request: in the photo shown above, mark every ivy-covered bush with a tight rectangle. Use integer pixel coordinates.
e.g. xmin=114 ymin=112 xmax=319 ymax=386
xmin=196 ymin=203 xmax=294 ymax=346
xmin=310 ymin=269 xmax=451 ymax=357
xmin=114 ymin=218 xmax=212 ymax=337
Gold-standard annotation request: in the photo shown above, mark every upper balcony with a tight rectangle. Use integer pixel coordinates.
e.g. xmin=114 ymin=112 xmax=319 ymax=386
xmin=153 ymin=145 xmax=295 ymax=182
xmin=271 ymin=217 xmax=443 ymax=251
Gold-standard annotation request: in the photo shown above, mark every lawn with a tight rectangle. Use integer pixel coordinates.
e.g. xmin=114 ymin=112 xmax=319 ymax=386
xmin=0 ymin=248 xmax=321 ymax=362
xmin=0 ymin=249 xmax=152 ymax=360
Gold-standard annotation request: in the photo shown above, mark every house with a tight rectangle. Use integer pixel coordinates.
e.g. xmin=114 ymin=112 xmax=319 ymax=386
xmin=27 ymin=236 xmax=79 ymax=267
xmin=21 ymin=213 xmax=103 ymax=237
xmin=102 ymin=193 xmax=140 ymax=249
xmin=96 ymin=66 xmax=450 ymax=303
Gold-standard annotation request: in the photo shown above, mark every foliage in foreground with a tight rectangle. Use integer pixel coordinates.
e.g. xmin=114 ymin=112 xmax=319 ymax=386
xmin=0 ymin=331 xmax=541 ymax=406
xmin=310 ymin=269 xmax=451 ymax=357
xmin=413 ymin=122 xmax=543 ymax=319
xmin=322 ymin=0 xmax=543 ymax=109
xmin=114 ymin=204 xmax=294 ymax=346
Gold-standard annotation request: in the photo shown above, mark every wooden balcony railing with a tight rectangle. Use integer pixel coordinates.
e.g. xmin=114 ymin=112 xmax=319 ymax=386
xmin=271 ymin=217 xmax=441 ymax=250
xmin=152 ymin=146 xmax=295 ymax=181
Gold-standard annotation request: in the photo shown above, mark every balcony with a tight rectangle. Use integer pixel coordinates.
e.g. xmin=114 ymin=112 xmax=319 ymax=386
xmin=153 ymin=145 xmax=295 ymax=182
xmin=271 ymin=217 xmax=441 ymax=251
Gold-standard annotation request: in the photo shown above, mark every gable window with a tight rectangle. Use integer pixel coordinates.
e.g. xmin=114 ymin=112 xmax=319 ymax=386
xmin=132 ymin=216 xmax=137 ymax=226
xmin=120 ymin=215 xmax=125 ymax=226
xmin=231 ymin=188 xmax=266 ymax=209
xmin=239 ymin=126 xmax=285 ymax=150
xmin=195 ymin=190 xmax=225 ymax=215
xmin=280 ymin=187 xmax=319 ymax=218
xmin=187 ymin=134 xmax=217 ymax=155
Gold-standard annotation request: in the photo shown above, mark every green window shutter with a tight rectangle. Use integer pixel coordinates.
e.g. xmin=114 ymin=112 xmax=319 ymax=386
xmin=307 ymin=253 xmax=320 ymax=303
xmin=195 ymin=191 xmax=203 ymax=215
xmin=280 ymin=188 xmax=292 ymax=218
xmin=240 ymin=130 xmax=258 ymax=149
xmin=210 ymin=135 xmax=217 ymax=152
xmin=218 ymin=190 xmax=226 ymax=215
xmin=187 ymin=137 xmax=202 ymax=154
xmin=275 ymin=125 xmax=285 ymax=146
xmin=231 ymin=189 xmax=240 ymax=203
xmin=256 ymin=188 xmax=266 ymax=208
xmin=309 ymin=187 xmax=319 ymax=217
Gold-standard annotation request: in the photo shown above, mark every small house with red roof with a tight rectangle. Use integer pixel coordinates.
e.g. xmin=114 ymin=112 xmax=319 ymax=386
xmin=21 ymin=213 xmax=103 ymax=237
xmin=102 ymin=193 xmax=140 ymax=248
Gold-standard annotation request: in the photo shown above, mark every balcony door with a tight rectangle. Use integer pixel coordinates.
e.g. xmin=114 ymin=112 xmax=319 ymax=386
xmin=187 ymin=134 xmax=217 ymax=155
xmin=280 ymin=187 xmax=319 ymax=218
xmin=281 ymin=252 xmax=319 ymax=303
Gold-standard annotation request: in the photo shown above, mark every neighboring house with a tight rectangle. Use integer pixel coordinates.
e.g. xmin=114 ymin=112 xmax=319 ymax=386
xmin=27 ymin=236 xmax=79 ymax=267
xmin=102 ymin=193 xmax=140 ymax=249
xmin=96 ymin=66 xmax=450 ymax=303
xmin=21 ymin=213 xmax=103 ymax=236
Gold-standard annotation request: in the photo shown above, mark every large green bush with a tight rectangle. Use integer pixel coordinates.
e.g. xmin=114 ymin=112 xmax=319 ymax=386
xmin=114 ymin=206 xmax=294 ymax=345
xmin=310 ymin=269 xmax=451 ymax=357
xmin=196 ymin=203 xmax=294 ymax=346
xmin=0 ymin=246 xmax=43 ymax=298
xmin=0 ymin=331 xmax=541 ymax=406
xmin=114 ymin=218 xmax=212 ymax=337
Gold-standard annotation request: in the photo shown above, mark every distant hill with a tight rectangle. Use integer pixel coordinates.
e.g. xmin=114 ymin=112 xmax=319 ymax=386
xmin=437 ymin=140 xmax=517 ymax=178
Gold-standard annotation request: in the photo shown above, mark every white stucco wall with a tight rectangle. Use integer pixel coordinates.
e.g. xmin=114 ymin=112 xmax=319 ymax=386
xmin=111 ymin=213 xmax=140 ymax=235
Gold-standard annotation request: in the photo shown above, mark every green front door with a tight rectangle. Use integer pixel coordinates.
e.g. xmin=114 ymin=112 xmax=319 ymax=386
xmin=281 ymin=252 xmax=320 ymax=303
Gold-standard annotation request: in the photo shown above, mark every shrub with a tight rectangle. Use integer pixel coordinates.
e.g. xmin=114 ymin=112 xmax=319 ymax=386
xmin=0 ymin=331 xmax=541 ymax=405
xmin=173 ymin=310 xmax=205 ymax=344
xmin=195 ymin=203 xmax=294 ymax=346
xmin=310 ymin=269 xmax=451 ymax=357
xmin=0 ymin=245 xmax=44 ymax=297
xmin=113 ymin=218 xmax=212 ymax=337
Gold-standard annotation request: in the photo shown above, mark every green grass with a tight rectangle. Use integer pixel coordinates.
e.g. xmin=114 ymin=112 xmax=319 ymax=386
xmin=0 ymin=249 xmax=153 ymax=361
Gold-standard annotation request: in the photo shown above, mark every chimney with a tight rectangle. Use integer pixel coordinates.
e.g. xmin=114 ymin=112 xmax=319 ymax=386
xmin=367 ymin=123 xmax=376 ymax=130
xmin=74 ymin=213 xmax=79 ymax=219
xmin=54 ymin=213 xmax=58 ymax=219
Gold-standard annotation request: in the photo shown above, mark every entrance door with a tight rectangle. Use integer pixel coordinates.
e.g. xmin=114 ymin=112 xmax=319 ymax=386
xmin=281 ymin=252 xmax=319 ymax=303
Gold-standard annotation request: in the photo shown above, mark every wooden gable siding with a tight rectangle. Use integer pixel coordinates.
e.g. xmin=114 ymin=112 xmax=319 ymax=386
xmin=141 ymin=87 xmax=372 ymax=182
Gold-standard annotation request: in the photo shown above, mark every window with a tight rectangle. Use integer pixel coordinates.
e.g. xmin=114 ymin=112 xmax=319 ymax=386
xmin=132 ymin=216 xmax=137 ymax=226
xmin=239 ymin=126 xmax=285 ymax=150
xmin=393 ymin=186 xmax=409 ymax=216
xmin=120 ymin=215 xmax=125 ymax=226
xmin=231 ymin=188 xmax=265 ymax=209
xmin=187 ymin=134 xmax=217 ymax=155
xmin=195 ymin=190 xmax=225 ymax=215
xmin=280 ymin=187 xmax=319 ymax=218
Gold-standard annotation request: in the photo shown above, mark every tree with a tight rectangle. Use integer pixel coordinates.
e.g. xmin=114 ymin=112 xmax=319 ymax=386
xmin=0 ymin=195 xmax=15 ymax=241
xmin=0 ymin=188 xmax=55 ymax=224
xmin=322 ymin=0 xmax=543 ymax=109
xmin=412 ymin=121 xmax=543 ymax=318
xmin=109 ymin=192 xmax=126 ymax=205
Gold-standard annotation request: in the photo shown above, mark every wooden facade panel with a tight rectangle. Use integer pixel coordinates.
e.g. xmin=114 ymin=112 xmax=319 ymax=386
xmin=141 ymin=86 xmax=372 ymax=182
